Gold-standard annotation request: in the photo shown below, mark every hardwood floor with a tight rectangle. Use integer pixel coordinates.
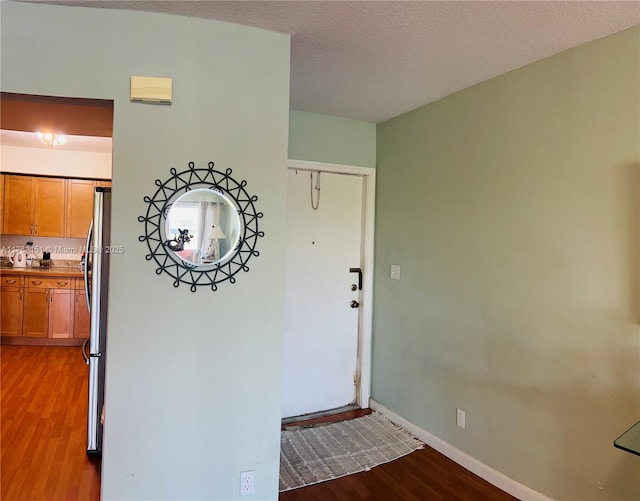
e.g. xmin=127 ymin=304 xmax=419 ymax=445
xmin=1 ymin=345 xmax=100 ymax=501
xmin=2 ymin=347 xmax=515 ymax=500
xmin=280 ymin=409 xmax=518 ymax=501
xmin=282 ymin=407 xmax=372 ymax=430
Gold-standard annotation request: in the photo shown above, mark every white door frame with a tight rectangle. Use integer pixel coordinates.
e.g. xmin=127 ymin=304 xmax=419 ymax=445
xmin=287 ymin=159 xmax=375 ymax=410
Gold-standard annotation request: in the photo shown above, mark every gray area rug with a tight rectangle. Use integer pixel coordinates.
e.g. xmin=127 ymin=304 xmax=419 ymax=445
xmin=279 ymin=412 xmax=424 ymax=492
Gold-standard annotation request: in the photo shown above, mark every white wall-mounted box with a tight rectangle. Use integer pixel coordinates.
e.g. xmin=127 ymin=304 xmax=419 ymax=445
xmin=130 ymin=76 xmax=172 ymax=104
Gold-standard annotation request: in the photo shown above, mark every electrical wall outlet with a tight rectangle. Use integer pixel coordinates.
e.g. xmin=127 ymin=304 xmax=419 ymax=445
xmin=456 ymin=408 xmax=466 ymax=429
xmin=240 ymin=470 xmax=255 ymax=496
xmin=390 ymin=264 xmax=400 ymax=280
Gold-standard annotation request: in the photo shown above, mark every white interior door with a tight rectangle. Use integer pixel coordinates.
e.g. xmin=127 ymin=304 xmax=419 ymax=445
xmin=282 ymin=169 xmax=363 ymax=418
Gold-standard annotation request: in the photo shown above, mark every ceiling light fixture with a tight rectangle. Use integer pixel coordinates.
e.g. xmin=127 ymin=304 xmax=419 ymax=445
xmin=36 ymin=131 xmax=66 ymax=146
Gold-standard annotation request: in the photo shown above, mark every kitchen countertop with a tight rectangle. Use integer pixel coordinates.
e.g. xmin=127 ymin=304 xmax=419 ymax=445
xmin=0 ymin=266 xmax=84 ymax=277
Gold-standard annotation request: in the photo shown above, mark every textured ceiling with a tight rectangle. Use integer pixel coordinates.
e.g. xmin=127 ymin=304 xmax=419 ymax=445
xmin=27 ymin=1 xmax=640 ymax=123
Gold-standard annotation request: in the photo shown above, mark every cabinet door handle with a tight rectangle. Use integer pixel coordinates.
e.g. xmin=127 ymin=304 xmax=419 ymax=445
xmin=45 ymin=290 xmax=49 ymax=302
xmin=19 ymin=289 xmax=23 ymax=300
xmin=31 ymin=280 xmax=43 ymax=286
xmin=57 ymin=281 xmax=68 ymax=287
xmin=34 ymin=224 xmax=38 ymax=235
xmin=51 ymin=291 xmax=54 ymax=303
xmin=5 ymin=279 xmax=16 ymax=285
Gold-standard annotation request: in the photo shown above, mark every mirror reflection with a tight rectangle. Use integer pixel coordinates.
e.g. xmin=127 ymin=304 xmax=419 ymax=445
xmin=165 ymin=188 xmax=241 ymax=266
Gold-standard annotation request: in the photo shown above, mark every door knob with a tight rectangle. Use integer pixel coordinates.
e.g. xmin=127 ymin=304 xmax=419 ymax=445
xmin=350 ymin=300 xmax=359 ymax=309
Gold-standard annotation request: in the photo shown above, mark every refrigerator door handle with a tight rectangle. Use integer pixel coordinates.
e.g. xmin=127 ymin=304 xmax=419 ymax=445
xmin=82 ymin=338 xmax=90 ymax=365
xmin=84 ymin=219 xmax=93 ymax=313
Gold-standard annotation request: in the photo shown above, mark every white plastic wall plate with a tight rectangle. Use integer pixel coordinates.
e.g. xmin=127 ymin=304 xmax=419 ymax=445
xmin=130 ymin=76 xmax=172 ymax=104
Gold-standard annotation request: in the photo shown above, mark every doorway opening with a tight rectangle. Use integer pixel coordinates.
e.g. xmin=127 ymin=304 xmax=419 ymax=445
xmin=281 ymin=160 xmax=375 ymax=422
xmin=0 ymin=92 xmax=113 ymax=500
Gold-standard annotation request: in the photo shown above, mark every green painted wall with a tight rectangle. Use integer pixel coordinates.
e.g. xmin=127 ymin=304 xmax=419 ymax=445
xmin=374 ymin=26 xmax=640 ymax=500
xmin=289 ymin=110 xmax=376 ymax=167
xmin=1 ymin=3 xmax=290 ymax=500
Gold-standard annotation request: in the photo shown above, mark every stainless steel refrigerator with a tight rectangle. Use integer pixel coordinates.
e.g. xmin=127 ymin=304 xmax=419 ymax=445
xmin=83 ymin=187 xmax=111 ymax=454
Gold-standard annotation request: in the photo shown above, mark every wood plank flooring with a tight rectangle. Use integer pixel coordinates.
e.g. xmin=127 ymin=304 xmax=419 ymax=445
xmin=2 ymin=346 xmax=516 ymax=500
xmin=279 ymin=410 xmax=518 ymax=501
xmin=281 ymin=407 xmax=372 ymax=430
xmin=1 ymin=345 xmax=100 ymax=501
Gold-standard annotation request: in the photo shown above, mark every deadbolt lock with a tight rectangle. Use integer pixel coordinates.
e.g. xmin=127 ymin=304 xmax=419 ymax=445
xmin=350 ymin=284 xmax=357 ymax=291
xmin=350 ymin=300 xmax=359 ymax=309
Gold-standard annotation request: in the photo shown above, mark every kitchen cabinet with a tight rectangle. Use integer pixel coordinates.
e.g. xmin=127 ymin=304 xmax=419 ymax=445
xmin=0 ymin=276 xmax=24 ymax=337
xmin=3 ymin=175 xmax=33 ymax=235
xmin=49 ymin=289 xmax=74 ymax=339
xmin=22 ymin=288 xmax=48 ymax=337
xmin=66 ymin=179 xmax=95 ymax=238
xmin=35 ymin=178 xmax=66 ymax=237
xmin=74 ymin=285 xmax=90 ymax=339
xmin=22 ymin=277 xmax=73 ymax=338
xmin=3 ymin=175 xmax=65 ymax=236
xmin=1 ymin=272 xmax=85 ymax=344
xmin=65 ymin=178 xmax=112 ymax=238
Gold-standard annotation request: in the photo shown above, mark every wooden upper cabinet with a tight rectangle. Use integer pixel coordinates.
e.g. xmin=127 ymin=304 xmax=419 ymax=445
xmin=3 ymin=175 xmax=65 ymax=237
xmin=65 ymin=179 xmax=111 ymax=238
xmin=3 ymin=175 xmax=35 ymax=235
xmin=66 ymin=179 xmax=95 ymax=238
xmin=34 ymin=177 xmax=65 ymax=237
xmin=2 ymin=175 xmax=110 ymax=237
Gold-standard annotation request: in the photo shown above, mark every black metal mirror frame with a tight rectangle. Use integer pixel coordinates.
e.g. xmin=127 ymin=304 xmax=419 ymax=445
xmin=138 ymin=161 xmax=264 ymax=292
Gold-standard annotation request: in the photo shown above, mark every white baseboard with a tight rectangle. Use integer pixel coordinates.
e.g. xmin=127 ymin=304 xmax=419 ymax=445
xmin=370 ymin=399 xmax=552 ymax=501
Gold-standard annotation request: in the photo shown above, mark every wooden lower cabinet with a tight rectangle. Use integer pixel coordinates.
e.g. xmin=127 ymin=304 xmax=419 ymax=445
xmin=1 ymin=274 xmax=85 ymax=344
xmin=23 ymin=288 xmax=49 ymax=337
xmin=49 ymin=289 xmax=74 ymax=338
xmin=0 ymin=286 xmax=24 ymax=336
xmin=74 ymin=288 xmax=90 ymax=338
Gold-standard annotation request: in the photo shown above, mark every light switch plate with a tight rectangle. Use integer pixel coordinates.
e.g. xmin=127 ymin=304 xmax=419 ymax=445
xmin=390 ymin=265 xmax=400 ymax=280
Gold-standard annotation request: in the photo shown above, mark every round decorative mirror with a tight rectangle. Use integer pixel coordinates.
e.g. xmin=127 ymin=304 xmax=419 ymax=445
xmin=164 ymin=188 xmax=242 ymax=268
xmin=139 ymin=161 xmax=264 ymax=292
